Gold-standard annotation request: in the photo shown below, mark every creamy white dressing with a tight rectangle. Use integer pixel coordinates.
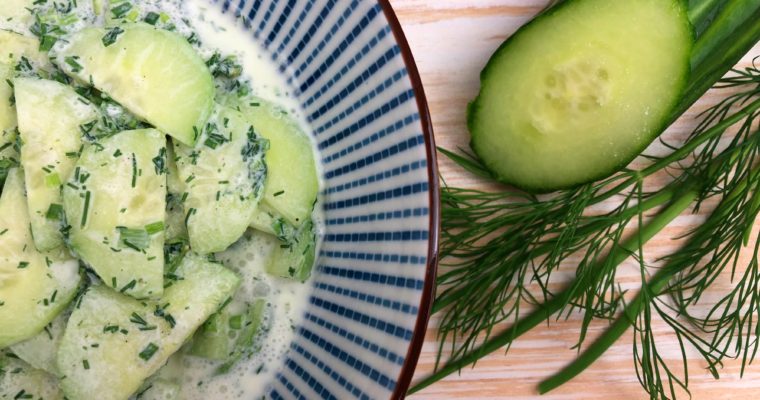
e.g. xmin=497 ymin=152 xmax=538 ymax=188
xmin=142 ymin=2 xmax=323 ymax=399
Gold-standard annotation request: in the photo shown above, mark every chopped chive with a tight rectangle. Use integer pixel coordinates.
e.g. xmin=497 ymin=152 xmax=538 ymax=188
xmin=65 ymin=56 xmax=83 ymax=73
xmin=273 ymin=190 xmax=285 ymax=197
xmin=83 ymin=359 xmax=90 ymax=370
xmin=131 ymin=153 xmax=137 ymax=188
xmin=81 ymin=190 xmax=91 ymax=228
xmin=144 ymin=11 xmax=160 ymax=25
xmin=110 ymin=2 xmax=132 ymax=18
xmin=120 ymin=279 xmax=137 ymax=293
xmin=17 ymin=261 xmax=29 ymax=269
xmin=102 ymin=27 xmax=124 ymax=47
xmin=228 ymin=315 xmax=243 ymax=330
xmin=138 ymin=343 xmax=159 ymax=361
xmin=117 ymin=227 xmax=150 ymax=251
xmin=145 ymin=221 xmax=164 ymax=235
xmin=46 ymin=204 xmax=64 ymax=220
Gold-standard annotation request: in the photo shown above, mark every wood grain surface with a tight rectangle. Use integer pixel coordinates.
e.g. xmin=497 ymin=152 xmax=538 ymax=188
xmin=387 ymin=1 xmax=760 ymax=398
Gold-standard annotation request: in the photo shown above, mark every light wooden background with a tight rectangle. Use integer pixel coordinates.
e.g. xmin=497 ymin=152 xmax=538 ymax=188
xmin=388 ymin=1 xmax=760 ymax=398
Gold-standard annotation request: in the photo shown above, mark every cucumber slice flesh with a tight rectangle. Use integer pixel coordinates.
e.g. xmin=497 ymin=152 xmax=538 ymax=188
xmin=0 ymin=0 xmax=34 ymax=35
xmin=57 ymin=254 xmax=240 ymax=400
xmin=0 ymin=31 xmax=50 ymax=67
xmin=63 ymin=129 xmax=167 ymax=299
xmin=266 ymin=219 xmax=317 ymax=282
xmin=468 ymin=0 xmax=692 ymax=192
xmin=0 ymin=64 xmax=17 ymax=188
xmin=54 ymin=24 xmax=215 ymax=146
xmin=16 ymin=78 xmax=99 ymax=251
xmin=0 ymin=351 xmax=64 ymax=400
xmin=0 ymin=169 xmax=81 ymax=348
xmin=10 ymin=310 xmax=69 ymax=374
xmin=174 ymin=105 xmax=267 ymax=254
xmin=230 ymin=98 xmax=319 ymax=227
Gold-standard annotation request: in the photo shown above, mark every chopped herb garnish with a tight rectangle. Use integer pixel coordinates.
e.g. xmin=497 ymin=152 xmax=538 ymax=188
xmin=152 ymin=147 xmax=167 ymax=175
xmin=117 ymin=227 xmax=150 ymax=251
xmin=83 ymin=359 xmax=90 ymax=370
xmin=138 ymin=343 xmax=159 ymax=361
xmin=120 ymin=279 xmax=137 ymax=293
xmin=46 ymin=203 xmax=64 ymax=220
xmin=273 ymin=190 xmax=285 ymax=197
xmin=17 ymin=261 xmax=29 ymax=269
xmin=81 ymin=190 xmax=91 ymax=228
xmin=113 ymin=149 xmax=122 ymax=157
xmin=65 ymin=56 xmax=83 ymax=73
xmin=110 ymin=2 xmax=133 ymax=18
xmin=131 ymin=153 xmax=137 ymax=188
xmin=145 ymin=221 xmax=165 ymax=235
xmin=229 ymin=315 xmax=243 ymax=330
xmin=144 ymin=11 xmax=160 ymax=25
xmin=102 ymin=27 xmax=124 ymax=47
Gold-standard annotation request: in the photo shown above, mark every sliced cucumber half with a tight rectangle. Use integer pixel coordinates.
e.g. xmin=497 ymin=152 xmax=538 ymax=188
xmin=0 ymin=350 xmax=64 ymax=400
xmin=57 ymin=254 xmax=240 ymax=400
xmin=63 ymin=129 xmax=167 ymax=299
xmin=468 ymin=0 xmax=693 ymax=192
xmin=173 ymin=105 xmax=268 ymax=254
xmin=0 ymin=169 xmax=81 ymax=348
xmin=16 ymin=77 xmax=99 ymax=251
xmin=53 ymin=24 xmax=215 ymax=146
xmin=230 ymin=98 xmax=319 ymax=227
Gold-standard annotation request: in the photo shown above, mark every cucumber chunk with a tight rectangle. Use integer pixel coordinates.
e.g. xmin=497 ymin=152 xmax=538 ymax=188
xmin=266 ymin=219 xmax=317 ymax=282
xmin=230 ymin=98 xmax=319 ymax=227
xmin=468 ymin=0 xmax=693 ymax=192
xmin=63 ymin=129 xmax=167 ymax=299
xmin=173 ymin=105 xmax=268 ymax=254
xmin=57 ymin=254 xmax=240 ymax=400
xmin=0 ymin=64 xmax=18 ymax=188
xmin=0 ymin=31 xmax=50 ymax=67
xmin=53 ymin=24 xmax=215 ymax=146
xmin=190 ymin=299 xmax=267 ymax=368
xmin=0 ymin=350 xmax=64 ymax=400
xmin=0 ymin=169 xmax=81 ymax=348
xmin=16 ymin=78 xmax=99 ymax=251
xmin=10 ymin=310 xmax=69 ymax=374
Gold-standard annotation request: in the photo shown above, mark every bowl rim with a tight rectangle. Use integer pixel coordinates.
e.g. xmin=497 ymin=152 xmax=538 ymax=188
xmin=375 ymin=1 xmax=440 ymax=398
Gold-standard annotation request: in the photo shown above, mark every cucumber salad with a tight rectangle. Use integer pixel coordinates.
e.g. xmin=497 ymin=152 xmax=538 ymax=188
xmin=0 ymin=1 xmax=323 ymax=399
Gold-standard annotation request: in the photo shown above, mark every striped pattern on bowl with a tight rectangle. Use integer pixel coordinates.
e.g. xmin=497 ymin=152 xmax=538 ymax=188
xmin=210 ymin=0 xmax=438 ymax=399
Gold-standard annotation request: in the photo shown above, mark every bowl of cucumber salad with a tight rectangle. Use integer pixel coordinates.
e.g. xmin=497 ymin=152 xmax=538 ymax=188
xmin=0 ymin=1 xmax=438 ymax=399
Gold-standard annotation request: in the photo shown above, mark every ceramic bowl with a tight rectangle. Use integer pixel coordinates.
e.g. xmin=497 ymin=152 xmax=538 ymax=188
xmin=210 ymin=0 xmax=439 ymax=398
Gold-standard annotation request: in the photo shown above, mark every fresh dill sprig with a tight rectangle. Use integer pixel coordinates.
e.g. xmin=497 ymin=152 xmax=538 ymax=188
xmin=412 ymin=60 xmax=760 ymax=397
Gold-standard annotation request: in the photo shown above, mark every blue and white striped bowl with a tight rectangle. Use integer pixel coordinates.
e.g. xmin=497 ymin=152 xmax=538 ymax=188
xmin=210 ymin=0 xmax=439 ymax=398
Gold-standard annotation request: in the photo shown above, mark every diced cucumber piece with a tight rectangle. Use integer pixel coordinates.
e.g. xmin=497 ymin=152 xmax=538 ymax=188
xmin=0 ymin=169 xmax=81 ymax=348
xmin=190 ymin=299 xmax=268 ymax=367
xmin=190 ymin=311 xmax=232 ymax=361
xmin=468 ymin=0 xmax=693 ymax=192
xmin=266 ymin=219 xmax=317 ymax=282
xmin=10 ymin=310 xmax=69 ymax=374
xmin=63 ymin=129 xmax=167 ymax=299
xmin=231 ymin=98 xmax=319 ymax=227
xmin=0 ymin=351 xmax=64 ymax=400
xmin=54 ymin=24 xmax=215 ymax=146
xmin=164 ymin=144 xmax=187 ymax=242
xmin=16 ymin=78 xmax=99 ymax=251
xmin=174 ymin=105 xmax=268 ymax=254
xmin=217 ymin=299 xmax=267 ymax=374
xmin=57 ymin=254 xmax=240 ymax=400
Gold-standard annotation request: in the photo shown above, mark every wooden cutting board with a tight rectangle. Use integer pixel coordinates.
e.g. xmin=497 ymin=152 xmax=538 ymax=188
xmin=389 ymin=1 xmax=760 ymax=398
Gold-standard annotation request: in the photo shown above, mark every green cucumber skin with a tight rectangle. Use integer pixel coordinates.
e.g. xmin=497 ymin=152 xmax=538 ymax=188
xmin=467 ymin=0 xmax=694 ymax=193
